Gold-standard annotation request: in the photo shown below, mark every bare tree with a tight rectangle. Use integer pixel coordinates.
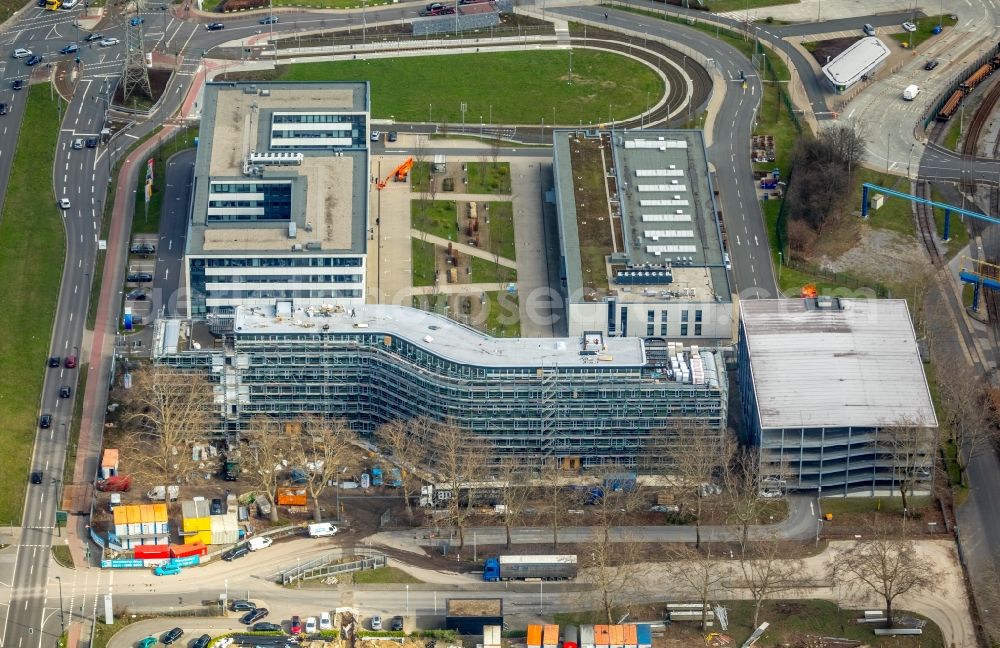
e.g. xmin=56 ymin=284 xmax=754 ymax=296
xmin=882 ymin=418 xmax=934 ymax=516
xmin=666 ymin=544 xmax=728 ymax=631
xmin=541 ymin=459 xmax=571 ymax=550
xmin=290 ymin=415 xmax=355 ymax=522
xmin=583 ymin=529 xmax=643 ymax=624
xmin=723 ymin=440 xmax=761 ymax=551
xmin=937 ymin=357 xmax=993 ymax=483
xmin=115 ymin=365 xmax=215 ymax=482
xmin=423 ymin=420 xmax=488 ymax=550
xmin=242 ymin=416 xmax=288 ymax=522
xmin=666 ymin=426 xmax=730 ymax=548
xmin=737 ymin=533 xmax=805 ymax=627
xmin=819 ymin=124 xmax=865 ymax=179
xmin=495 ymin=458 xmax=533 ymax=549
xmin=377 ymin=418 xmax=428 ymax=519
xmin=832 ymin=516 xmax=940 ymax=626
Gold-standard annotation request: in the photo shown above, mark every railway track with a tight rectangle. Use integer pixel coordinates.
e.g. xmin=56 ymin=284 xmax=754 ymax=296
xmin=914 ymin=179 xmax=942 ymax=265
xmin=961 ymin=75 xmax=1000 ymax=193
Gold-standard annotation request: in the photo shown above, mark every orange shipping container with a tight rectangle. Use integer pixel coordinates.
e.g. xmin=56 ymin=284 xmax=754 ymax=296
xmin=276 ymin=487 xmax=307 ymax=506
xmin=595 ymin=626 xmax=610 ymax=648
xmin=609 ymin=626 xmax=624 ymax=648
xmin=527 ymin=625 xmax=543 ymax=648
xmin=543 ymin=625 xmax=559 ymax=648
xmin=623 ymin=625 xmax=637 ymax=648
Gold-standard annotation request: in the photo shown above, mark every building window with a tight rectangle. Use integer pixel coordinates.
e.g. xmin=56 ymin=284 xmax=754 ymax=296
xmin=681 ymin=324 xmax=688 ymax=336
xmin=620 ymin=306 xmax=628 ymax=337
xmin=647 ymin=324 xmax=654 ymax=336
xmin=695 ymin=309 xmax=703 ymax=323
xmin=647 ymin=310 xmax=655 ymax=323
xmin=681 ymin=310 xmax=689 ymax=323
xmin=695 ymin=324 xmax=702 ymax=336
xmin=660 ymin=310 xmax=668 ymax=336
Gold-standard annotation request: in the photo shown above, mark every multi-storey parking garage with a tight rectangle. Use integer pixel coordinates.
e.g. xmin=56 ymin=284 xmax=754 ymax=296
xmin=154 ymin=300 xmax=728 ymax=470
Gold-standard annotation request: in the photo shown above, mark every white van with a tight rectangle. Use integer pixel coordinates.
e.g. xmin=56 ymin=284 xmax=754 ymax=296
xmin=903 ymin=84 xmax=920 ymax=101
xmin=308 ymin=522 xmax=338 ymax=538
xmin=247 ymin=536 xmax=272 ymax=551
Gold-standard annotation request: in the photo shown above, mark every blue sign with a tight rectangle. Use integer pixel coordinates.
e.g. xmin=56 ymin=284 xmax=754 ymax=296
xmin=171 ymin=555 xmax=201 ymax=567
xmin=101 ymin=558 xmax=144 ymax=569
xmin=123 ymin=311 xmax=133 ymax=331
xmin=89 ymin=526 xmax=106 ymax=548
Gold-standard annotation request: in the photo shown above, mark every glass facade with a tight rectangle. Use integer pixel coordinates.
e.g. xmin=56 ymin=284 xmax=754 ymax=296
xmin=207 ymin=182 xmax=292 ymax=222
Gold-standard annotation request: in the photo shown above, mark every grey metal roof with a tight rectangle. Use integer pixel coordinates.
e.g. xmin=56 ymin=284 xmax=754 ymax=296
xmin=822 ymin=37 xmax=890 ymax=87
xmin=741 ymin=298 xmax=937 ymax=429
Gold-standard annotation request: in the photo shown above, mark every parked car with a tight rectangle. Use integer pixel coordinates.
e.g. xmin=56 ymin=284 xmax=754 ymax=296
xmin=247 ymin=536 xmax=272 ymax=551
xmin=130 ymin=242 xmax=156 ymax=254
xmin=259 ymin=14 xmax=278 ymax=23
xmin=251 ymin=622 xmax=281 ymax=632
xmin=370 ymin=616 xmax=382 ymax=631
xmin=319 ymin=612 xmax=332 ymax=631
xmin=136 ymin=637 xmax=157 ymax=648
xmin=206 ymin=22 xmax=224 ymax=30
xmin=154 ymin=562 xmax=181 ymax=576
xmin=12 ymin=48 xmax=31 ymax=59
xmin=59 ymin=198 xmax=71 ymax=209
xmin=25 ymin=55 xmax=42 ymax=66
xmin=127 ymin=289 xmax=146 ymax=300
xmin=192 ymin=635 xmax=211 ymax=648
xmin=161 ymin=628 xmax=183 ymax=645
xmin=39 ymin=414 xmax=51 ymax=428
xmin=59 ymin=43 xmax=79 ymax=54
xmin=100 ymin=38 xmax=120 ymax=47
xmin=305 ymin=617 xmax=317 ymax=634
xmin=241 ymin=608 xmax=268 ymax=625
xmin=85 ymin=33 xmax=103 ymax=42
xmin=65 ymin=355 xmax=77 ymax=368
xmin=387 ymin=131 xmax=398 ymax=142
xmin=86 ymin=137 xmax=98 ymax=148
xmin=210 ymin=498 xmax=223 ymax=515
xmin=129 ymin=16 xmax=144 ymax=25
xmin=230 ymin=599 xmax=256 ymax=612
xmin=924 ymin=59 xmax=939 ymax=70
xmin=59 ymin=386 xmax=71 ymax=398
xmin=30 ymin=471 xmax=43 ymax=484
xmin=290 ymin=616 xmax=302 ymax=635
xmin=370 ymin=130 xmax=381 ymax=142
xmin=222 ymin=544 xmax=249 ymax=561
xmin=862 ymin=23 xmax=876 ymax=35
xmin=11 ymin=79 xmax=23 ymax=91
xmin=127 ymin=272 xmax=153 ymax=282
xmin=390 ymin=616 xmax=404 ymax=631
xmin=901 ymin=21 xmax=917 ymax=32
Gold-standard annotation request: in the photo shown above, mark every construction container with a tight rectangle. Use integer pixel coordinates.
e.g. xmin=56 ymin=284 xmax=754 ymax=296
xmin=595 ymin=625 xmax=610 ymax=648
xmin=276 ymin=487 xmax=307 ymax=506
xmin=170 ymin=542 xmax=208 ymax=558
xmin=635 ymin=625 xmax=651 ymax=648
xmin=133 ymin=544 xmax=170 ymax=560
xmin=543 ymin=625 xmax=559 ymax=648
xmin=210 ymin=513 xmax=240 ymax=545
xmin=623 ymin=625 xmax=637 ymax=648
xmin=100 ymin=449 xmax=119 ymax=479
xmin=181 ymin=500 xmax=212 ymax=545
xmin=482 ymin=625 xmax=502 ymax=648
xmin=609 ymin=625 xmax=624 ymax=648
xmin=139 ymin=504 xmax=155 ymax=537
xmin=580 ymin=626 xmax=595 ymax=648
xmin=153 ymin=503 xmax=169 ymax=535
xmin=527 ymin=624 xmax=543 ymax=648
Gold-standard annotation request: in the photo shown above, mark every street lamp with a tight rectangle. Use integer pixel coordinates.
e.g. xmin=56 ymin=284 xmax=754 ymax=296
xmin=55 ymin=576 xmax=65 ymax=634
xmin=405 ymin=585 xmax=410 ymax=615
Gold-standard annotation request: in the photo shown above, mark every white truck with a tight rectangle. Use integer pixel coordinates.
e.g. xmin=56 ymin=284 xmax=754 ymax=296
xmin=247 ymin=536 xmax=273 ymax=551
xmin=307 ymin=522 xmax=338 ymax=537
xmin=903 ymin=84 xmax=920 ymax=101
xmin=146 ymin=485 xmax=179 ymax=501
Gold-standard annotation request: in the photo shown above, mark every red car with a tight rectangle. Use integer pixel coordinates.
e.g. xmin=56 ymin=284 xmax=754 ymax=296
xmin=290 ymin=616 xmax=302 ymax=635
xmin=65 ymin=355 xmax=77 ymax=368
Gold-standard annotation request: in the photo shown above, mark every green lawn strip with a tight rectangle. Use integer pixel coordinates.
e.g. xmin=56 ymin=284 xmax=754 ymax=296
xmin=942 ymin=117 xmax=962 ymax=152
xmin=63 ymin=364 xmax=89 ymax=486
xmin=702 ymin=0 xmax=797 ymax=11
xmin=0 ymin=85 xmax=64 ymax=522
xmin=270 ymin=0 xmax=391 ymax=7
xmin=92 ymin=614 xmax=147 ymax=648
xmin=929 ymin=186 xmax=969 ymax=257
xmin=820 ymin=496 xmax=933 ymax=516
xmin=351 ymin=566 xmax=423 ymax=584
xmin=273 ymin=50 xmax=664 ymax=124
xmin=466 ymin=162 xmax=511 ymax=194
xmin=753 ymin=82 xmax=800 ymax=178
xmin=131 ymin=126 xmax=198 ymax=236
xmin=411 ymin=238 xmax=437 ymax=287
xmin=412 ymin=200 xmax=458 ymax=240
xmin=890 ymin=15 xmax=958 ymax=50
xmin=51 ymin=544 xmax=74 ymax=569
xmin=961 ymin=282 xmax=974 ymax=309
xmin=852 ymin=169 xmax=915 ymax=237
xmin=484 ymin=201 xmax=516 ymax=260
xmin=469 ymin=256 xmax=517 ymax=284
xmin=483 ymin=291 xmax=520 ymax=337
xmin=410 ymin=161 xmax=431 ymax=193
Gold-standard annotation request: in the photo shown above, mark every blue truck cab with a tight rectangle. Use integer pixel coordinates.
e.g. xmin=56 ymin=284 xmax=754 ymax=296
xmin=483 ymin=557 xmax=502 ymax=581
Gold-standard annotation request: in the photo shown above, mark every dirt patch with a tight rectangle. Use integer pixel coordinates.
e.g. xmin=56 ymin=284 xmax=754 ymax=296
xmin=806 ymin=37 xmax=860 ymax=67
xmin=817 ymin=225 xmax=925 ymax=286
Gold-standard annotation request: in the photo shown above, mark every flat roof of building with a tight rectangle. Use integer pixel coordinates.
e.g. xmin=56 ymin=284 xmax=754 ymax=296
xmin=188 ymin=81 xmax=369 ymax=257
xmin=822 ymin=37 xmax=890 ymax=87
xmin=741 ymin=298 xmax=937 ymax=429
xmin=226 ymin=301 xmax=651 ymax=368
xmin=554 ymin=129 xmax=730 ymax=304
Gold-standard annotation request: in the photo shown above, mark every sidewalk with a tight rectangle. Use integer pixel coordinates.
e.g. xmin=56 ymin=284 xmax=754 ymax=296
xmin=411 ymin=229 xmax=518 ymax=268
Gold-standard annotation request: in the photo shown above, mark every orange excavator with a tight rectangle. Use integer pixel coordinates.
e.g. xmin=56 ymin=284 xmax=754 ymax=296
xmin=376 ymin=157 xmax=414 ymax=189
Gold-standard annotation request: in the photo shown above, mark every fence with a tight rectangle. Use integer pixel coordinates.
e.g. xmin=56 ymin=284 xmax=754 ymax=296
xmin=278 ymin=548 xmax=387 ymax=585
xmin=759 ymin=47 xmax=802 ymax=135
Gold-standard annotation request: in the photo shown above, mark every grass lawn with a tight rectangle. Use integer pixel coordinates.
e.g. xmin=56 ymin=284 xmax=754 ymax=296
xmin=753 ymin=82 xmax=800 ymax=178
xmin=483 ymin=291 xmax=520 ymax=337
xmin=273 ymin=50 xmax=664 ymax=124
xmin=891 ymin=14 xmax=959 ymax=50
xmin=411 ymin=238 xmax=437 ymax=287
xmin=351 ymin=566 xmax=423 ymax=584
xmin=412 ymin=200 xmax=458 ymax=240
xmin=92 ymin=614 xmax=146 ymax=648
xmin=131 ymin=126 xmax=198 ymax=236
xmin=271 ymin=0 xmax=391 ymax=8
xmin=51 ymin=544 xmax=74 ymax=569
xmin=820 ymin=496 xmax=933 ymax=516
xmin=852 ymin=169 xmax=915 ymax=237
xmin=942 ymin=116 xmax=962 ymax=152
xmin=702 ymin=0 xmax=798 ymax=11
xmin=469 ymin=256 xmax=517 ymax=284
xmin=0 ymin=85 xmax=64 ymax=523
xmin=410 ymin=161 xmax=431 ymax=193
xmin=63 ymin=365 xmax=88 ymax=485
xmin=485 ymin=201 xmax=516 ymax=261
xmin=466 ymin=162 xmax=511 ymax=194
xmin=930 ymin=186 xmax=969 ymax=257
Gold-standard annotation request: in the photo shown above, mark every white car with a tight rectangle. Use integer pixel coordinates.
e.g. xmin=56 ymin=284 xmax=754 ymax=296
xmin=305 ymin=617 xmax=317 ymax=634
xmin=71 ymin=138 xmax=84 ymax=150
xmin=12 ymin=48 xmax=31 ymax=59
xmin=902 ymin=21 xmax=917 ymax=32
xmin=58 ymin=198 xmax=71 ymax=209
xmin=319 ymin=612 xmax=332 ymax=631
xmin=100 ymin=38 xmax=119 ymax=47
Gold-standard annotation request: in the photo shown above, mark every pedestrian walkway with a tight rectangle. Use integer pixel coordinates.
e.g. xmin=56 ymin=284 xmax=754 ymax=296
xmin=407 ymin=282 xmax=511 ymax=296
xmin=411 ymin=229 xmax=518 ymax=268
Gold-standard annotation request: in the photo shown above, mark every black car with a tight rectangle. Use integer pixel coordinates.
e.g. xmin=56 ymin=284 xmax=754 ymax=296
xmin=25 ymin=55 xmax=41 ymax=66
xmin=130 ymin=242 xmax=155 ymax=254
xmin=48 ymin=356 xmax=60 ymax=367
xmin=59 ymin=44 xmax=79 ymax=55
xmin=85 ymin=137 xmax=98 ymax=148
xmin=251 ymin=623 xmax=281 ymax=632
xmin=206 ymin=22 xmax=224 ymax=30
xmin=241 ymin=607 xmax=268 ymax=624
xmin=0 ymin=104 xmax=7 ymax=116
xmin=30 ymin=471 xmax=43 ymax=484
xmin=192 ymin=635 xmax=211 ymax=648
xmin=59 ymin=386 xmax=71 ymax=398
xmin=259 ymin=15 xmax=277 ymax=24
xmin=127 ymin=289 xmax=147 ymax=301
xmin=39 ymin=414 xmax=51 ymax=428
xmin=387 ymin=131 xmax=398 ymax=142
xmin=210 ymin=498 xmax=223 ymax=515
xmin=222 ymin=544 xmax=249 ymax=561
xmin=161 ymin=628 xmax=184 ymax=645
xmin=127 ymin=272 xmax=153 ymax=283
xmin=85 ymin=33 xmax=103 ymax=42
xmin=390 ymin=616 xmax=404 ymax=631
xmin=230 ymin=599 xmax=256 ymax=612
xmin=924 ymin=60 xmax=939 ymax=70
xmin=36 ymin=0 xmax=45 ymax=6
xmin=11 ymin=79 xmax=23 ymax=91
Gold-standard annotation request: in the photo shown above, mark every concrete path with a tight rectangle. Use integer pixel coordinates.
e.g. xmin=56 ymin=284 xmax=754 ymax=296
xmin=411 ymin=230 xmax=518 ymax=268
